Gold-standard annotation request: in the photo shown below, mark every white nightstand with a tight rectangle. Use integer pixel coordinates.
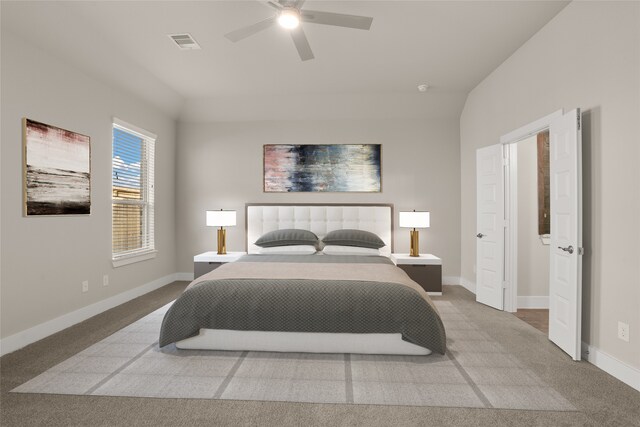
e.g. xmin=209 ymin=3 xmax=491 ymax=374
xmin=193 ymin=251 xmax=246 ymax=279
xmin=390 ymin=254 xmax=442 ymax=294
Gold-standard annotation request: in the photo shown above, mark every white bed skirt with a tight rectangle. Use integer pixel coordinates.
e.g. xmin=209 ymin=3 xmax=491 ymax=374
xmin=176 ymin=329 xmax=432 ymax=355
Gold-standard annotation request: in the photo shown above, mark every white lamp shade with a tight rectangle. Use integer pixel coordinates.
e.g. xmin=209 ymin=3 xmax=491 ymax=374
xmin=399 ymin=211 xmax=430 ymax=228
xmin=206 ymin=210 xmax=237 ymax=227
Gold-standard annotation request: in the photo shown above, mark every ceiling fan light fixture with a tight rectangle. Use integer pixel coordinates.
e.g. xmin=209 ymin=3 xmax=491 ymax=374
xmin=224 ymin=3 xmax=374 ymax=62
xmin=278 ymin=8 xmax=300 ymax=29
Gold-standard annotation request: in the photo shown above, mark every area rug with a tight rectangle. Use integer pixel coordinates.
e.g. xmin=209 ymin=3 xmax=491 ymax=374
xmin=12 ymin=300 xmax=575 ymax=410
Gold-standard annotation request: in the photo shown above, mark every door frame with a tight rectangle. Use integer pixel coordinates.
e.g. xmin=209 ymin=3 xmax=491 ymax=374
xmin=499 ymin=110 xmax=563 ymax=313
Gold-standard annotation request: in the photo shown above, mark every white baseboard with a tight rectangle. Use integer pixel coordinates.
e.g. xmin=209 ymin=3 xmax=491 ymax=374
xmin=0 ymin=273 xmax=182 ymax=357
xmin=442 ymin=276 xmax=460 ymax=286
xmin=459 ymin=277 xmax=476 ymax=294
xmin=517 ymin=296 xmax=549 ymax=309
xmin=175 ymin=272 xmax=194 ymax=281
xmin=582 ymin=342 xmax=640 ymax=392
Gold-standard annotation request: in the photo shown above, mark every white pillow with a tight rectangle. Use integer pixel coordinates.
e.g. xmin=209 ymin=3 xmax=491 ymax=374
xmin=322 ymin=245 xmax=381 ymax=256
xmin=257 ymin=245 xmax=317 ymax=255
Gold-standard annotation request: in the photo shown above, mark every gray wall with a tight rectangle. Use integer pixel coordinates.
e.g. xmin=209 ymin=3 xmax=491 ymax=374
xmin=176 ymin=119 xmax=461 ymax=277
xmin=0 ymin=32 xmax=177 ymax=339
xmin=460 ymin=2 xmax=639 ymax=368
xmin=517 ymin=137 xmax=549 ymax=298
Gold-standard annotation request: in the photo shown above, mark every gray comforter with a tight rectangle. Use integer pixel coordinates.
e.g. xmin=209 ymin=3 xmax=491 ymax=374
xmin=159 ymin=255 xmax=446 ymax=354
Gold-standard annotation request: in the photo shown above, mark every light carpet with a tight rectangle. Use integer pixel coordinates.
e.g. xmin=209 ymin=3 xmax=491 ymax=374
xmin=11 ymin=300 xmax=575 ymax=411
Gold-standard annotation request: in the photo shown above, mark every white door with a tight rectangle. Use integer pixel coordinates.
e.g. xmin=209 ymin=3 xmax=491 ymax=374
xmin=549 ymin=109 xmax=583 ymax=360
xmin=476 ymin=144 xmax=505 ymax=310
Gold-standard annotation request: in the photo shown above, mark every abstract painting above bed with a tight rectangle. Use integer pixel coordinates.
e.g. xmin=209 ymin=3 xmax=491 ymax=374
xmin=263 ymin=144 xmax=381 ymax=192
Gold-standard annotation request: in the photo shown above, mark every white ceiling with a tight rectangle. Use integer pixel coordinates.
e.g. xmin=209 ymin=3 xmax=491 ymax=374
xmin=1 ymin=1 xmax=569 ymax=121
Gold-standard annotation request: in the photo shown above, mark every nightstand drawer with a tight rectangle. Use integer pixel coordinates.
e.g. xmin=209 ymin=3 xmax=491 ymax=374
xmin=193 ymin=251 xmax=247 ymax=280
xmin=194 ymin=262 xmax=223 ymax=279
xmin=398 ymin=264 xmax=442 ymax=293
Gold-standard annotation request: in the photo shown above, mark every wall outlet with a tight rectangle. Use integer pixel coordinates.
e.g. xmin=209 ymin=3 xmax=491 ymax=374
xmin=618 ymin=321 xmax=629 ymax=342
xmin=82 ymin=280 xmax=89 ymax=293
xmin=103 ymin=274 xmax=109 ymax=287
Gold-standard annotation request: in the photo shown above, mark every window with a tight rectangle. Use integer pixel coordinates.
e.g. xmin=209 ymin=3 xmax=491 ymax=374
xmin=112 ymin=119 xmax=156 ymax=266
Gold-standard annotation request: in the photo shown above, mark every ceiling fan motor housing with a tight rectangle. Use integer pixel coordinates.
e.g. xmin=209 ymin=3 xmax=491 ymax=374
xmin=278 ymin=7 xmax=301 ymax=29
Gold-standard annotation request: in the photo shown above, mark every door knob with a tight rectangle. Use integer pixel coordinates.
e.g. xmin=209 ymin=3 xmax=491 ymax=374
xmin=476 ymin=233 xmax=484 ymax=239
xmin=558 ymin=245 xmax=574 ymax=254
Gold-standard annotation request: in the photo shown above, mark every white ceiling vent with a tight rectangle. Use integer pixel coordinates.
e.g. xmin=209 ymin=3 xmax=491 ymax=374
xmin=168 ymin=33 xmax=201 ymax=50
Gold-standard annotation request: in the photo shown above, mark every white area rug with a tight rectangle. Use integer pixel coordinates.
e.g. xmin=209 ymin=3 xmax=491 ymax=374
xmin=12 ymin=300 xmax=575 ymax=410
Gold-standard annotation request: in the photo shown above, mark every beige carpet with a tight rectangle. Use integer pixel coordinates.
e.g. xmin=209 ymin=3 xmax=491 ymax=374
xmin=12 ymin=300 xmax=574 ymax=411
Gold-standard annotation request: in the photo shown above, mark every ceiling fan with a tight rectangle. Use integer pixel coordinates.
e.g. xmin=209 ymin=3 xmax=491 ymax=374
xmin=224 ymin=0 xmax=373 ymax=61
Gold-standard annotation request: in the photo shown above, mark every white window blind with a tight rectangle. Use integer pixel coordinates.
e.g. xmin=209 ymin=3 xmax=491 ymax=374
xmin=112 ymin=120 xmax=155 ymax=262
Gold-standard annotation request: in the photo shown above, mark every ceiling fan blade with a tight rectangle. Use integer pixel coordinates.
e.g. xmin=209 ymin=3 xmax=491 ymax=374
xmin=290 ymin=26 xmax=314 ymax=61
xmin=301 ymin=10 xmax=373 ymax=30
xmin=269 ymin=0 xmax=302 ymax=7
xmin=224 ymin=16 xmax=277 ymax=42
xmin=258 ymin=1 xmax=283 ymax=10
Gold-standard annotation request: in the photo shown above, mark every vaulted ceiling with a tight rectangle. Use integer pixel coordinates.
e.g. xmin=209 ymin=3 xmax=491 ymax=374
xmin=1 ymin=1 xmax=569 ymax=121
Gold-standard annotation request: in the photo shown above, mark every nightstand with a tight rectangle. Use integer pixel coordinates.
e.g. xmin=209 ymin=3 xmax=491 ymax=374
xmin=193 ymin=251 xmax=246 ymax=279
xmin=390 ymin=253 xmax=442 ymax=294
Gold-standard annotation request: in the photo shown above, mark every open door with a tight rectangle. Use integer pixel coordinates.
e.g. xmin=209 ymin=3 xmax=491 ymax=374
xmin=476 ymin=144 xmax=505 ymax=310
xmin=548 ymin=109 xmax=583 ymax=360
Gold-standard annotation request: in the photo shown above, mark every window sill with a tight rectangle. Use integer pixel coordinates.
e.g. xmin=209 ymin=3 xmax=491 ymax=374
xmin=539 ymin=235 xmax=551 ymax=245
xmin=112 ymin=250 xmax=158 ymax=268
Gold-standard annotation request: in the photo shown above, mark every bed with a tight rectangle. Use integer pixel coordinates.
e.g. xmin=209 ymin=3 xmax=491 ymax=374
xmin=159 ymin=204 xmax=446 ymax=355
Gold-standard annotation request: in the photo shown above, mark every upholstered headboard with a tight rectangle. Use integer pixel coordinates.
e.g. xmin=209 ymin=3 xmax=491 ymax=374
xmin=246 ymin=204 xmax=394 ymax=256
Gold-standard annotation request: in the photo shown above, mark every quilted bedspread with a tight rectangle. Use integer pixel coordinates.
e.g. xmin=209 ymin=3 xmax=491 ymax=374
xmin=159 ymin=255 xmax=446 ymax=354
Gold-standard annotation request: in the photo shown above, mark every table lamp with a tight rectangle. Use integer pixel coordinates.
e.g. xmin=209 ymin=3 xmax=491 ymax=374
xmin=399 ymin=210 xmax=430 ymax=257
xmin=206 ymin=210 xmax=236 ymax=255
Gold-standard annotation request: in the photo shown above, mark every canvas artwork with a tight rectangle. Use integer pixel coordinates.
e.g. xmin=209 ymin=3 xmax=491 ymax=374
xmin=537 ymin=130 xmax=551 ymax=235
xmin=264 ymin=144 xmax=381 ymax=192
xmin=23 ymin=119 xmax=91 ymax=215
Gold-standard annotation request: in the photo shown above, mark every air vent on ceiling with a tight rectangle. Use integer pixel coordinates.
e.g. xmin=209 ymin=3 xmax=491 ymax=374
xmin=168 ymin=33 xmax=201 ymax=50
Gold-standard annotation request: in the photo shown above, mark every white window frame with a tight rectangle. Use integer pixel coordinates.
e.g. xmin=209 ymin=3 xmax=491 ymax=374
xmin=111 ymin=117 xmax=157 ymax=267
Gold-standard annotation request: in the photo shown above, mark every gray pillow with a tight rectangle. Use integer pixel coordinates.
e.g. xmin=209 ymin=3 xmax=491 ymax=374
xmin=321 ymin=229 xmax=385 ymax=249
xmin=255 ymin=229 xmax=319 ymax=248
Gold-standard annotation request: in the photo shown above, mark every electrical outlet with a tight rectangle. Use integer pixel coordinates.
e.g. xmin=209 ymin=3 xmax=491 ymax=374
xmin=82 ymin=280 xmax=89 ymax=293
xmin=618 ymin=322 xmax=629 ymax=342
xmin=103 ymin=274 xmax=109 ymax=287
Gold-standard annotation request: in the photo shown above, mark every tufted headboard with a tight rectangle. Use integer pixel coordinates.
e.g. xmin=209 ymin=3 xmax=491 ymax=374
xmin=246 ymin=203 xmax=394 ymax=256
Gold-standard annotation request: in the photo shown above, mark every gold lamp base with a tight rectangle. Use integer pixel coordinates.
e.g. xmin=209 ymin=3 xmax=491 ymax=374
xmin=409 ymin=229 xmax=420 ymax=257
xmin=217 ymin=228 xmax=227 ymax=255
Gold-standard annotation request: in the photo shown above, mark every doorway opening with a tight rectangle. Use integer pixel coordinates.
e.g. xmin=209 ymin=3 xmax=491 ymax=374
xmin=511 ymin=132 xmax=550 ymax=334
xmin=475 ymin=108 xmax=583 ymax=360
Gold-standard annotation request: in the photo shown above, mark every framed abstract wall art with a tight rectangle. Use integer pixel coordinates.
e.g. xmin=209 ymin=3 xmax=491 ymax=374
xmin=23 ymin=118 xmax=91 ymax=216
xmin=264 ymin=144 xmax=381 ymax=192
